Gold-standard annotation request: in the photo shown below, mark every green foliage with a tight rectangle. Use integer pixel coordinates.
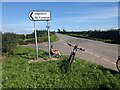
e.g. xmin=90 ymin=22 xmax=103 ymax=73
xmin=14 ymin=46 xmax=46 ymax=60
xmin=57 ymin=28 xmax=61 ymax=33
xmin=17 ymin=39 xmax=26 ymax=45
xmin=50 ymin=32 xmax=59 ymax=42
xmin=2 ymin=46 xmax=120 ymax=89
xmin=17 ymin=34 xmax=25 ymax=40
xmin=17 ymin=30 xmax=58 ymax=45
xmin=24 ymin=38 xmax=35 ymax=44
xmin=2 ymin=32 xmax=17 ymax=55
xmin=63 ymin=28 xmax=66 ymax=32
xmin=36 ymin=30 xmax=47 ymax=37
xmin=26 ymin=33 xmax=34 ymax=39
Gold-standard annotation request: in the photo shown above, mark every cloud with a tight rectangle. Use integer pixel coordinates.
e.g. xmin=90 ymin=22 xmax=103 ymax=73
xmin=24 ymin=28 xmax=34 ymax=31
xmin=53 ymin=6 xmax=117 ymax=24
xmin=2 ymin=20 xmax=50 ymax=34
xmin=51 ymin=6 xmax=118 ymax=31
xmin=2 ymin=21 xmax=33 ymax=34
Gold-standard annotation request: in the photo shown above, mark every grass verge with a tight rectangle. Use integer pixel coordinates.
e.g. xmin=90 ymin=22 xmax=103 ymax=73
xmin=2 ymin=46 xmax=120 ymax=89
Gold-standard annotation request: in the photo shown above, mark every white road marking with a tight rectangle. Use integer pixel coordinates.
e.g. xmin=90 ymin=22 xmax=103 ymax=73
xmin=85 ymin=50 xmax=100 ymax=57
xmin=85 ymin=50 xmax=116 ymax=65
xmin=94 ymin=54 xmax=100 ymax=58
xmin=85 ymin=50 xmax=94 ymax=55
xmin=111 ymin=62 xmax=116 ymax=65
xmin=101 ymin=58 xmax=110 ymax=62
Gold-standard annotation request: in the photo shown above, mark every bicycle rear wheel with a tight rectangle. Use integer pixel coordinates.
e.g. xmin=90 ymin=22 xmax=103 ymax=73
xmin=116 ymin=58 xmax=120 ymax=72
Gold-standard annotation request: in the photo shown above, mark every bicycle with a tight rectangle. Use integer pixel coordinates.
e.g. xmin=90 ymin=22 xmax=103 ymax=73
xmin=116 ymin=56 xmax=120 ymax=72
xmin=64 ymin=43 xmax=85 ymax=73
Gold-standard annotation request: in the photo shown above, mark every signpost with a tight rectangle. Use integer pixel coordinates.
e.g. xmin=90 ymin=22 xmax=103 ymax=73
xmin=29 ymin=11 xmax=51 ymax=60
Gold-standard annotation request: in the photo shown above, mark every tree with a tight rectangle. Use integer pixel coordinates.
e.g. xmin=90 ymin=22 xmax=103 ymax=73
xmin=2 ymin=32 xmax=17 ymax=55
xmin=63 ymin=28 xmax=66 ymax=32
xmin=57 ymin=28 xmax=61 ymax=33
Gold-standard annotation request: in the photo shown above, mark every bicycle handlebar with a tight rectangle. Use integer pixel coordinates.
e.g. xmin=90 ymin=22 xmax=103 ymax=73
xmin=78 ymin=48 xmax=85 ymax=51
xmin=67 ymin=43 xmax=85 ymax=51
xmin=67 ymin=43 xmax=73 ymax=47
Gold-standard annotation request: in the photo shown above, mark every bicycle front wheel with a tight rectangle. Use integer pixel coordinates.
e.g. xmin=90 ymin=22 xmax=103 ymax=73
xmin=116 ymin=58 xmax=120 ymax=72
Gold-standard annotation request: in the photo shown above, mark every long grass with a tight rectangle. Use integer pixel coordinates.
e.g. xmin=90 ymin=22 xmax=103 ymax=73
xmin=2 ymin=46 xmax=120 ymax=89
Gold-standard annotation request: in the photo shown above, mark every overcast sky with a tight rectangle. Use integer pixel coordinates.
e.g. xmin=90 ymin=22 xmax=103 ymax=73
xmin=2 ymin=2 xmax=118 ymax=34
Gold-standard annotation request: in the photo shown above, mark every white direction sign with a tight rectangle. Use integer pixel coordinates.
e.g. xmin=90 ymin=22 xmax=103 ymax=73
xmin=29 ymin=11 xmax=51 ymax=21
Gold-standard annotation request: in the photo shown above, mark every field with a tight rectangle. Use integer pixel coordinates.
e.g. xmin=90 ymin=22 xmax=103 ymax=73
xmin=2 ymin=46 xmax=120 ymax=89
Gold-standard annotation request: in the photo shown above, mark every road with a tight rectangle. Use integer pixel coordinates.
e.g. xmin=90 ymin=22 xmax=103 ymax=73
xmin=27 ymin=33 xmax=119 ymax=71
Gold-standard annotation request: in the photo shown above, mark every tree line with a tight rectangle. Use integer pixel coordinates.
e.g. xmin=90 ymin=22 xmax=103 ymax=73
xmin=57 ymin=28 xmax=120 ymax=44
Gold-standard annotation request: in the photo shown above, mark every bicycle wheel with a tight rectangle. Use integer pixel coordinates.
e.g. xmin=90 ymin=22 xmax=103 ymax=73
xmin=116 ymin=58 xmax=120 ymax=72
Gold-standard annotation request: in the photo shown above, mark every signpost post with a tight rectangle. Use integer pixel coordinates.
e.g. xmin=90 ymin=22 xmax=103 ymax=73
xmin=47 ymin=21 xmax=51 ymax=58
xmin=34 ymin=21 xmax=38 ymax=60
xmin=29 ymin=11 xmax=51 ymax=60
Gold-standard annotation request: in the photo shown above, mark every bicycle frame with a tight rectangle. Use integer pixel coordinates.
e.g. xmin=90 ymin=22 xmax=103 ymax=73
xmin=67 ymin=45 xmax=78 ymax=64
xmin=64 ymin=43 xmax=85 ymax=73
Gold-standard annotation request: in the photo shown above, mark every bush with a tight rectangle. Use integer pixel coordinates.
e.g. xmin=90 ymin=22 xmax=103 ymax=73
xmin=25 ymin=38 xmax=35 ymax=44
xmin=2 ymin=32 xmax=17 ymax=55
xmin=17 ymin=39 xmax=25 ymax=45
xmin=50 ymin=32 xmax=58 ymax=42
xmin=17 ymin=34 xmax=25 ymax=40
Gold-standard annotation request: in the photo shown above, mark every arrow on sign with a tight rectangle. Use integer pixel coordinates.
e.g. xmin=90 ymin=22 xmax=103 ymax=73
xmin=29 ymin=12 xmax=34 ymax=21
xmin=29 ymin=11 xmax=51 ymax=21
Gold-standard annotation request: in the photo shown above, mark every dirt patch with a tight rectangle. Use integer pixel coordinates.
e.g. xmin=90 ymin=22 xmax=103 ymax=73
xmin=22 ymin=42 xmax=47 ymax=47
xmin=28 ymin=57 xmax=59 ymax=63
xmin=50 ymin=58 xmax=59 ymax=61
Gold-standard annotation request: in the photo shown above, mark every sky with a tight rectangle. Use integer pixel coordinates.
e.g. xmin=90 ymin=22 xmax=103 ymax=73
xmin=2 ymin=2 xmax=118 ymax=34
xmin=1 ymin=0 xmax=120 ymax=2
